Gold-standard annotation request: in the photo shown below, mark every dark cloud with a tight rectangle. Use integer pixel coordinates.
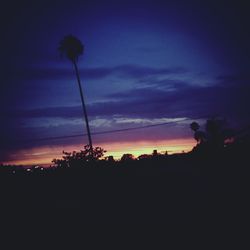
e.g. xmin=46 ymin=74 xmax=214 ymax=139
xmin=7 ymin=65 xmax=188 ymax=82
xmin=91 ymin=87 xmax=207 ymax=118
xmin=5 ymin=79 xmax=249 ymax=121
xmin=113 ymin=65 xmax=188 ymax=78
xmin=1 ymin=106 xmax=82 ymax=119
xmin=2 ymin=0 xmax=250 ymax=164
xmin=2 ymin=77 xmax=250 ymax=162
xmin=94 ymin=83 xmax=250 ymax=121
xmin=217 ymin=72 xmax=250 ymax=87
xmin=7 ymin=67 xmax=112 ymax=81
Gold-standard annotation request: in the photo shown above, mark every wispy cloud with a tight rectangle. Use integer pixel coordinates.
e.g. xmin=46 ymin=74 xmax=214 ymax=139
xmin=9 ymin=64 xmax=188 ymax=81
xmin=4 ymin=79 xmax=250 ymax=121
xmin=2 ymin=74 xmax=250 ymax=162
xmin=0 ymin=113 xmax=192 ymax=162
xmin=113 ymin=117 xmax=187 ymax=125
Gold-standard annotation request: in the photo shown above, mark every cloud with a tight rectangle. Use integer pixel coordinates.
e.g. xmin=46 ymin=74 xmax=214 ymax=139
xmin=217 ymin=72 xmax=250 ymax=86
xmin=113 ymin=65 xmax=188 ymax=78
xmin=2 ymin=106 xmax=82 ymax=119
xmin=136 ymin=77 xmax=192 ymax=90
xmin=113 ymin=117 xmax=187 ymax=125
xmin=2 ymin=76 xmax=250 ymax=162
xmin=8 ymin=64 xmax=188 ymax=82
xmin=4 ymin=78 xmax=250 ymax=122
xmin=93 ymin=82 xmax=250 ymax=122
xmin=0 ymin=112 xmax=192 ymax=162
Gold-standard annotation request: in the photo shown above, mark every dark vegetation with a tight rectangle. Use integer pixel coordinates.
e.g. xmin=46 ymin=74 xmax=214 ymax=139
xmin=1 ymin=118 xmax=249 ymax=229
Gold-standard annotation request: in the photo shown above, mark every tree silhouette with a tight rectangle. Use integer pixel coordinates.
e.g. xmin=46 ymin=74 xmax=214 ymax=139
xmin=190 ymin=122 xmax=200 ymax=132
xmin=190 ymin=122 xmax=206 ymax=144
xmin=205 ymin=118 xmax=231 ymax=150
xmin=121 ymin=154 xmax=135 ymax=162
xmin=58 ymin=35 xmax=93 ymax=156
xmin=52 ymin=145 xmax=106 ymax=168
xmin=190 ymin=118 xmax=235 ymax=152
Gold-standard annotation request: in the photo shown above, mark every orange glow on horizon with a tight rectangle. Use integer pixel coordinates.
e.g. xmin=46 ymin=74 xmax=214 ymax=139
xmin=101 ymin=139 xmax=195 ymax=159
xmin=3 ymin=138 xmax=195 ymax=166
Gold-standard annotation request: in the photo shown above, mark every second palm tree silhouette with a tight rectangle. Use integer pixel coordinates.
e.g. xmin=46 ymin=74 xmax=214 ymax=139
xmin=59 ymin=35 xmax=93 ymax=157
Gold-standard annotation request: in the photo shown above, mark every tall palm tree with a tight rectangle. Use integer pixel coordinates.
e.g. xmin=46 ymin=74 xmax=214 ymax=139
xmin=59 ymin=35 xmax=93 ymax=157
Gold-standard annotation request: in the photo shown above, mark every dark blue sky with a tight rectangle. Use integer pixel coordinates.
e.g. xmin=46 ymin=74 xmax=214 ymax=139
xmin=1 ymin=0 xmax=250 ymax=164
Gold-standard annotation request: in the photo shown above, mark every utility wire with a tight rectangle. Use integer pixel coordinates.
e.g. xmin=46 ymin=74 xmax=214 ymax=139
xmin=23 ymin=119 xmax=188 ymax=143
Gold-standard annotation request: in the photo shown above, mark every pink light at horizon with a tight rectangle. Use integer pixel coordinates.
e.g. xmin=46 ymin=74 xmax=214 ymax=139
xmin=2 ymin=138 xmax=195 ymax=166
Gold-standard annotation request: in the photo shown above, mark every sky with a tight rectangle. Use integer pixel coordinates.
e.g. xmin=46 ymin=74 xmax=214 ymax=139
xmin=1 ymin=0 xmax=250 ymax=165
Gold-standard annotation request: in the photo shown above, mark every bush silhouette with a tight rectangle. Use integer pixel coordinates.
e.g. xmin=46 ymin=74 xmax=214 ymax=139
xmin=52 ymin=145 xmax=106 ymax=168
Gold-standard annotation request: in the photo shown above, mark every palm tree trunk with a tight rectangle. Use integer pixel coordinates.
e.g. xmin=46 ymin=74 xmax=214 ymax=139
xmin=73 ymin=61 xmax=94 ymax=157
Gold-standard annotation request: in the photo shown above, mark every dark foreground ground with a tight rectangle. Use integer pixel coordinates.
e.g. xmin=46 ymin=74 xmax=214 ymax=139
xmin=0 ymin=150 xmax=249 ymax=246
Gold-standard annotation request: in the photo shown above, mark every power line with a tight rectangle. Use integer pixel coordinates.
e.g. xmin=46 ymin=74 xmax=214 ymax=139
xmin=24 ymin=119 xmax=187 ymax=143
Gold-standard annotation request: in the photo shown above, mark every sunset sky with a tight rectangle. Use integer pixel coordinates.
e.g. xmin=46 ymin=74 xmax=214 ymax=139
xmin=1 ymin=0 xmax=250 ymax=165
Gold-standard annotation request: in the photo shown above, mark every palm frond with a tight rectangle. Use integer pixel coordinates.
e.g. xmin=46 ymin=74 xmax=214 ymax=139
xmin=58 ymin=35 xmax=84 ymax=62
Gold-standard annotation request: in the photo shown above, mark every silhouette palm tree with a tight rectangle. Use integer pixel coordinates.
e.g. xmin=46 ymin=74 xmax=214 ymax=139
xmin=59 ymin=35 xmax=93 ymax=156
xmin=190 ymin=122 xmax=200 ymax=132
xmin=190 ymin=122 xmax=206 ymax=144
